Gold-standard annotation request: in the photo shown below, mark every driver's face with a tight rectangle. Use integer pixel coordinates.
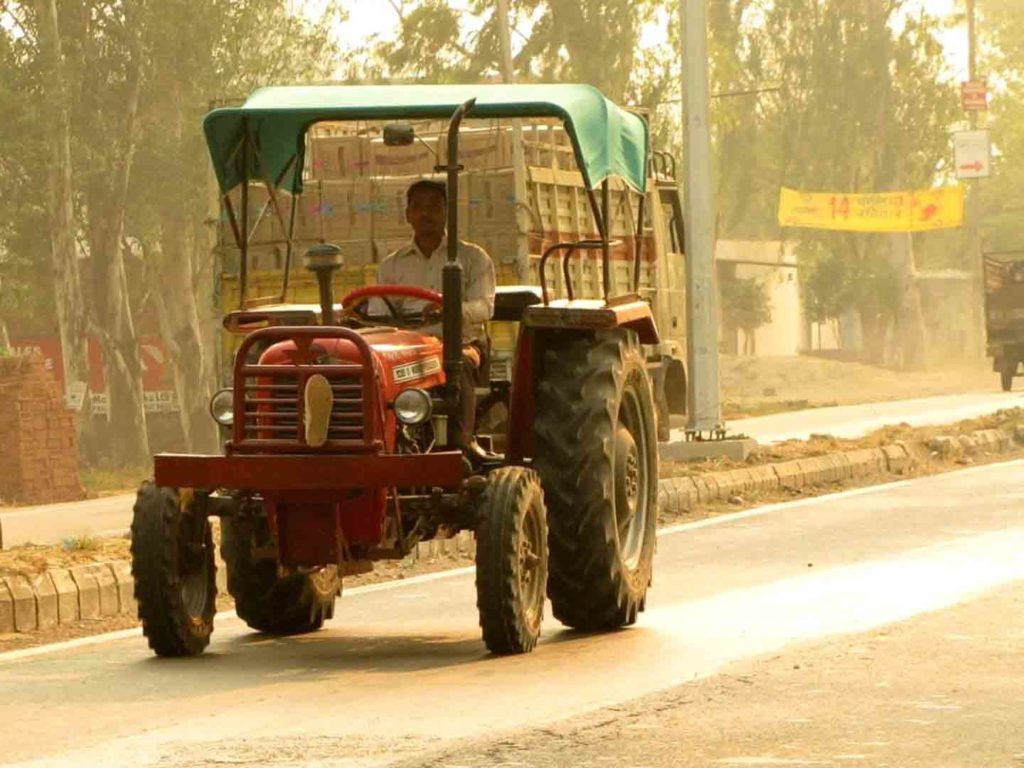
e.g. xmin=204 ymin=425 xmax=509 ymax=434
xmin=406 ymin=188 xmax=446 ymax=241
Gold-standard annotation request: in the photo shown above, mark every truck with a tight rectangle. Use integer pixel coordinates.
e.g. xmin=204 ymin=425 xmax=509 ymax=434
xmin=984 ymin=253 xmax=1024 ymax=391
xmin=131 ymin=84 xmax=680 ymax=658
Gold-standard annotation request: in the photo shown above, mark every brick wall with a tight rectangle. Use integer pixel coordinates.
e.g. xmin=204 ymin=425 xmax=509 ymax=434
xmin=0 ymin=355 xmax=84 ymax=504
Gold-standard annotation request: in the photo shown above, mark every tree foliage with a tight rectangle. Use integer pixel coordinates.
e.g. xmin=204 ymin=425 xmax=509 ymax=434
xmin=356 ymin=0 xmax=667 ymax=104
xmin=721 ymin=275 xmax=772 ymax=339
xmin=0 ymin=0 xmax=342 ymax=464
xmin=707 ymin=0 xmax=953 ymax=361
xmin=977 ymin=0 xmax=1024 ymax=254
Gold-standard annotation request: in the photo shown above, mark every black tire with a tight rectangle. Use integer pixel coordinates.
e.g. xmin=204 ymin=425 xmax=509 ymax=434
xmin=534 ymin=329 xmax=658 ymax=631
xmin=475 ymin=466 xmax=549 ymax=655
xmin=1001 ymin=360 xmax=1015 ymax=392
xmin=220 ymin=514 xmax=339 ymax=635
xmin=131 ymin=482 xmax=216 ymax=657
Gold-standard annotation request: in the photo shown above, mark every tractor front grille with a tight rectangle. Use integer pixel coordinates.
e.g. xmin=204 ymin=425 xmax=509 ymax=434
xmin=242 ymin=375 xmax=367 ymax=444
xmin=228 ymin=327 xmax=382 ymax=455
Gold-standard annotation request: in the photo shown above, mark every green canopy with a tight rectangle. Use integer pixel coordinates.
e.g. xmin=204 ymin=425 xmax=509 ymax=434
xmin=203 ymin=83 xmax=649 ymax=195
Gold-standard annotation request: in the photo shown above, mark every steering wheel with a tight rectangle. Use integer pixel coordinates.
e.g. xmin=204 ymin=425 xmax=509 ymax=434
xmin=340 ymin=285 xmax=443 ymax=330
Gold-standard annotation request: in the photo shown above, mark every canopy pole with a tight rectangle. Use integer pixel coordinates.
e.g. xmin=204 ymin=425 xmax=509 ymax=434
xmin=586 ymin=188 xmax=607 ymax=239
xmin=601 ymin=179 xmax=611 ymax=300
xmin=239 ymin=121 xmax=249 ymax=309
xmin=252 ymin=152 xmax=300 ymax=303
xmin=633 ymin=191 xmax=646 ymax=294
xmin=282 ymin=183 xmax=298 ymax=303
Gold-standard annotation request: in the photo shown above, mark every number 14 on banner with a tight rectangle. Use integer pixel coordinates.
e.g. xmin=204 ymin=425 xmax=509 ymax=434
xmin=778 ymin=187 xmax=964 ymax=233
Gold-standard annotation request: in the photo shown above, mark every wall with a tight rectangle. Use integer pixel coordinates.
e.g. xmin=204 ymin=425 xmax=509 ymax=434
xmin=717 ymin=240 xmax=802 ymax=357
xmin=0 ymin=355 xmax=84 ymax=505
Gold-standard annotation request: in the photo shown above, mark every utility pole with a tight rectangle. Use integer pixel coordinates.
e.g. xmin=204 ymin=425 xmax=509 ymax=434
xmin=680 ymin=0 xmax=722 ymax=436
xmin=495 ymin=0 xmax=530 ymax=273
xmin=965 ymin=0 xmax=985 ymax=360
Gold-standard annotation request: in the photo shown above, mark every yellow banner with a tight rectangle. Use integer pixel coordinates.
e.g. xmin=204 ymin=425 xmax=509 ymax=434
xmin=778 ymin=186 xmax=964 ymax=233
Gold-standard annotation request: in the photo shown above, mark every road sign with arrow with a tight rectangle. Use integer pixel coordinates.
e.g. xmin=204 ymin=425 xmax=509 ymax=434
xmin=954 ymin=130 xmax=991 ymax=179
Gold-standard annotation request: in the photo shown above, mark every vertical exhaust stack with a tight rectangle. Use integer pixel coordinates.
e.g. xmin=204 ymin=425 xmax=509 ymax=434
xmin=303 ymin=244 xmax=344 ymax=325
xmin=440 ymin=98 xmax=476 ymax=449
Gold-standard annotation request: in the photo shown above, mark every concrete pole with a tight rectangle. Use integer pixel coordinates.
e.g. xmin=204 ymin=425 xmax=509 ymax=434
xmin=496 ymin=0 xmax=530 ymax=273
xmin=681 ymin=0 xmax=722 ymax=435
xmin=965 ymin=0 xmax=985 ymax=361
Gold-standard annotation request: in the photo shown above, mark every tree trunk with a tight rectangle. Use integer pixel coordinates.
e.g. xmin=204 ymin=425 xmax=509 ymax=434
xmin=889 ymin=233 xmax=928 ymax=370
xmin=88 ymin=57 xmax=149 ymax=468
xmin=34 ymin=0 xmax=93 ymax=431
xmin=142 ymin=74 xmax=218 ymax=453
xmin=859 ymin=308 xmax=887 ymax=365
xmin=149 ymin=224 xmax=216 ymax=453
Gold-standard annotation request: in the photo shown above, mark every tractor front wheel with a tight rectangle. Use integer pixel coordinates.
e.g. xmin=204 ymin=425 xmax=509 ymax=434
xmin=475 ymin=466 xmax=549 ymax=655
xmin=130 ymin=482 xmax=216 ymax=657
xmin=220 ymin=515 xmax=339 ymax=635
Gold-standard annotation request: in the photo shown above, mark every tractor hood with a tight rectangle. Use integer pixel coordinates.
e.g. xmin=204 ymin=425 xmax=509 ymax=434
xmin=258 ymin=328 xmax=446 ymax=401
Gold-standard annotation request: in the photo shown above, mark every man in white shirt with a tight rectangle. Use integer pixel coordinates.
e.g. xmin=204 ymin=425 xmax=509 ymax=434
xmin=377 ymin=179 xmax=497 ymax=448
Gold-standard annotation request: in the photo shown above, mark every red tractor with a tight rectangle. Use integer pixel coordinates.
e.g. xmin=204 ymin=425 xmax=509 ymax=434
xmin=131 ymin=84 xmax=660 ymax=656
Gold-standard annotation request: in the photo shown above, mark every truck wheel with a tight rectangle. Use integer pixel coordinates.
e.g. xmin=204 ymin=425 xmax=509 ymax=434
xmin=220 ymin=515 xmax=339 ymax=635
xmin=534 ymin=329 xmax=658 ymax=631
xmin=1001 ymin=360 xmax=1016 ymax=392
xmin=131 ymin=482 xmax=216 ymax=657
xmin=475 ymin=466 xmax=548 ymax=655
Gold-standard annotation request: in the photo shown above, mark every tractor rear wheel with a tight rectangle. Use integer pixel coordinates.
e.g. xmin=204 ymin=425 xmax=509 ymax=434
xmin=475 ymin=466 xmax=549 ymax=654
xmin=131 ymin=482 xmax=216 ymax=657
xmin=534 ymin=329 xmax=658 ymax=631
xmin=221 ymin=515 xmax=339 ymax=635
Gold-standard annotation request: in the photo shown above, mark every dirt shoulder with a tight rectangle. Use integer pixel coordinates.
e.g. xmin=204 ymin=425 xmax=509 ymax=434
xmin=660 ymin=406 xmax=1021 ymax=480
xmin=720 ymin=354 xmax=995 ymax=419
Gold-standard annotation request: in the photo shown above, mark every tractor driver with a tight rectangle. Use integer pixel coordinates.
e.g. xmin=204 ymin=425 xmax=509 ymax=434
xmin=377 ymin=179 xmax=496 ymax=451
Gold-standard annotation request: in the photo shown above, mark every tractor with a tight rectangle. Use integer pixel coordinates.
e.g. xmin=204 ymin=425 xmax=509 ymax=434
xmin=131 ymin=84 xmax=661 ymax=656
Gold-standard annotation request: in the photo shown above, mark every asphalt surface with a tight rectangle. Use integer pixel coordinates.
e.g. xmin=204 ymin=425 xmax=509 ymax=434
xmin=1 ymin=459 xmax=1022 ymax=767
xmin=2 ymin=390 xmax=1020 ymax=549
xmin=399 ymin=580 xmax=1024 ymax=768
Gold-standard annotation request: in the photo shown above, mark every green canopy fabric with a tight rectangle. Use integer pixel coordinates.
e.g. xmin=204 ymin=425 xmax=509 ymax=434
xmin=203 ymin=83 xmax=649 ymax=195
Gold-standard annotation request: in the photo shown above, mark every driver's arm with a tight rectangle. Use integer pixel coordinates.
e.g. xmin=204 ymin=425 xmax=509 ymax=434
xmin=463 ymin=244 xmax=496 ymax=327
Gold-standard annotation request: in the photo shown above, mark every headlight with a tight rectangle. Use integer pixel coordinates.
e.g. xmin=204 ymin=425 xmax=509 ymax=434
xmin=209 ymin=388 xmax=234 ymax=426
xmin=393 ymin=388 xmax=432 ymax=426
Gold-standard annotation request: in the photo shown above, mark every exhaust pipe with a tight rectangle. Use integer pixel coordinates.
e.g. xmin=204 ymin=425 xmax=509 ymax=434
xmin=302 ymin=244 xmax=344 ymax=325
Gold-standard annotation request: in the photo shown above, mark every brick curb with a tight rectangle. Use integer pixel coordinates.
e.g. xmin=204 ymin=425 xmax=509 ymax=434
xmin=0 ymin=431 xmax=1012 ymax=635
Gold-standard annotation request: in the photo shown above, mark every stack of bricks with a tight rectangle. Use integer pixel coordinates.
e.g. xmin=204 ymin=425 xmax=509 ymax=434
xmin=0 ymin=355 xmax=84 ymax=505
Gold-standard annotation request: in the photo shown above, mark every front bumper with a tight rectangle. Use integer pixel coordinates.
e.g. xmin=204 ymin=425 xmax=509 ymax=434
xmin=154 ymin=451 xmax=465 ymax=492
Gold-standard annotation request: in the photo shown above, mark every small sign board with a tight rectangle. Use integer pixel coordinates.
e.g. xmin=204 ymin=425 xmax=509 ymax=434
xmin=961 ymin=80 xmax=988 ymax=111
xmin=954 ymin=130 xmax=991 ymax=179
xmin=65 ymin=381 xmax=87 ymax=412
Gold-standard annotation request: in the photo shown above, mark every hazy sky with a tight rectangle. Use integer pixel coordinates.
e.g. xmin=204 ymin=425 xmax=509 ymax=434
xmin=327 ymin=0 xmax=972 ymax=80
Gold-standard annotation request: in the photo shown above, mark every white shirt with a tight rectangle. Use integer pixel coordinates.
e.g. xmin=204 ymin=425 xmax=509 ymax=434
xmin=377 ymin=237 xmax=496 ymax=343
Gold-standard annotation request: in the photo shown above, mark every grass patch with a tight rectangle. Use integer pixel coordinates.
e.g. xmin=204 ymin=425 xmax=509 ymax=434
xmin=61 ymin=534 xmax=100 ymax=552
xmin=80 ymin=466 xmax=148 ymax=497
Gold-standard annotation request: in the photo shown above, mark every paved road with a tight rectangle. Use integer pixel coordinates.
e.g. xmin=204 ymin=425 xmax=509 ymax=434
xmin=688 ymin=390 xmax=1024 ymax=444
xmin=403 ymin=579 xmax=1024 ymax=768
xmin=3 ymin=391 xmax=1020 ymax=549
xmin=1 ymin=459 xmax=1022 ymax=767
xmin=0 ymin=493 xmax=136 ymax=550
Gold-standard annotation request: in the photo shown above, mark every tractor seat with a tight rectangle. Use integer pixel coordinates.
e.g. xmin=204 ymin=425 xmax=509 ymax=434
xmin=493 ymin=285 xmax=543 ymax=322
